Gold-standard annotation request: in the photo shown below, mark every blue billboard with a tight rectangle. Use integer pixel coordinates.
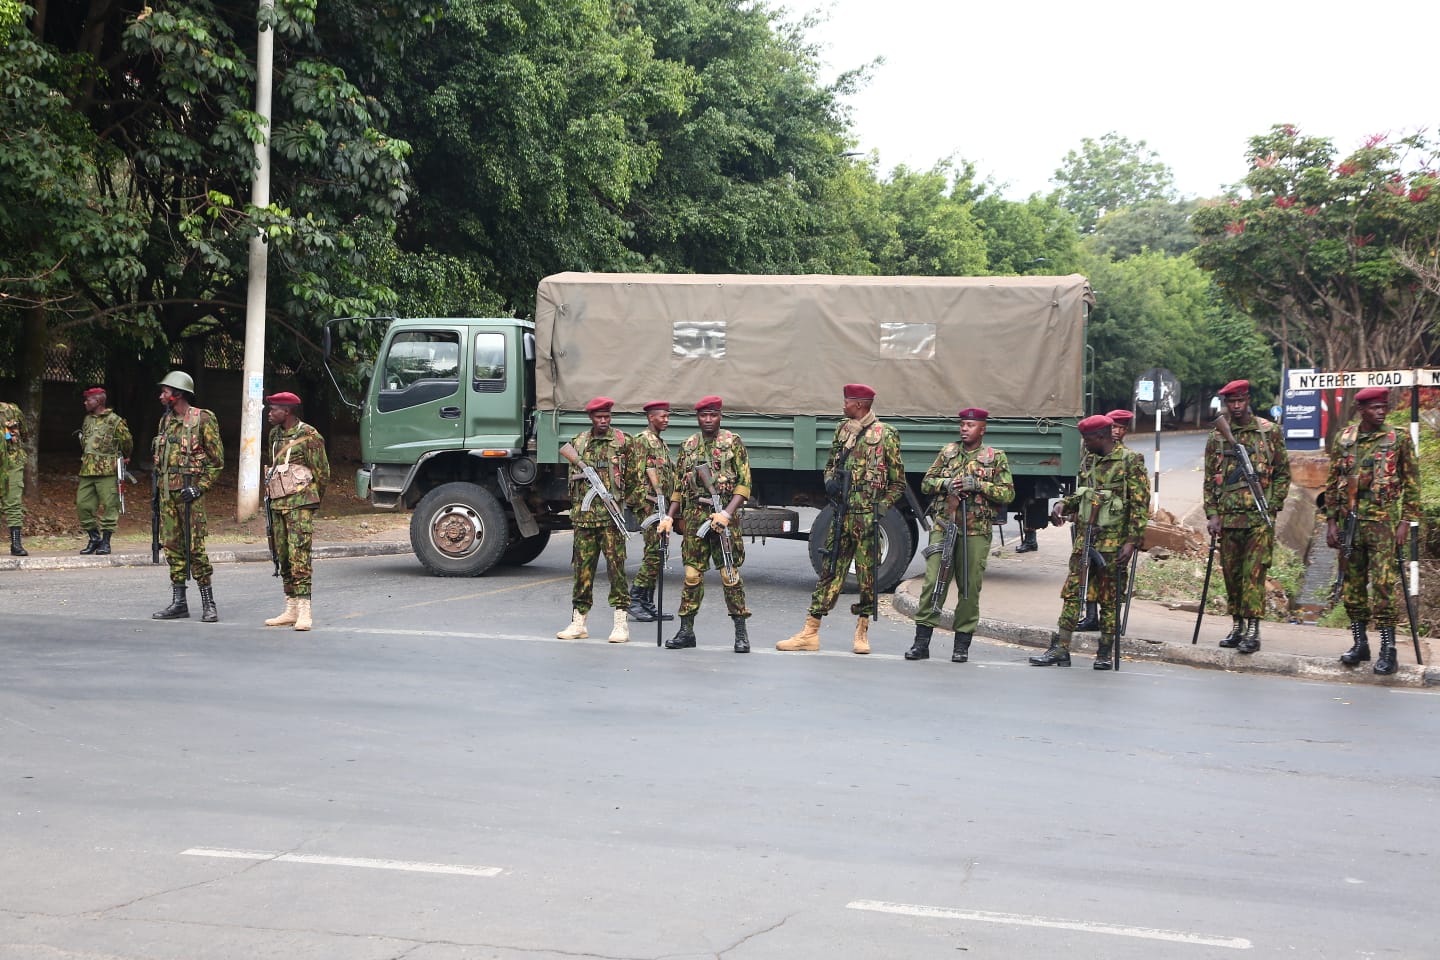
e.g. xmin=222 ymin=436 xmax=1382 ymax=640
xmin=1282 ymin=368 xmax=1324 ymax=451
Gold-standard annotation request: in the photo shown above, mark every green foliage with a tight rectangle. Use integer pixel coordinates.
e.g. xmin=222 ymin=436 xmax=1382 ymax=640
xmin=1088 ymin=198 xmax=1201 ymax=260
xmin=1134 ymin=543 xmax=1305 ymax=621
xmin=1051 ymin=132 xmax=1177 ymax=234
xmin=970 ymin=187 xmax=1083 ymax=275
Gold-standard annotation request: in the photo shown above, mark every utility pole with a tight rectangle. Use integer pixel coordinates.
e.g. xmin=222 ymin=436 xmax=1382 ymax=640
xmin=237 ymin=0 xmax=275 ymax=521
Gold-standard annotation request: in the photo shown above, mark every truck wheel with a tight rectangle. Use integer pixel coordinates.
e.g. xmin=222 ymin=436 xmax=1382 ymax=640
xmin=500 ymin=529 xmax=552 ymax=567
xmin=807 ymin=505 xmax=916 ymax=595
xmin=411 ymin=482 xmax=509 ymax=577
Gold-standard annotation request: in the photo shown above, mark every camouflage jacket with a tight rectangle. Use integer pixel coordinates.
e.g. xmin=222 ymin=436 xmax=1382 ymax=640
xmin=920 ymin=443 xmax=1015 ymax=536
xmin=1060 ymin=444 xmax=1150 ymax=552
xmin=153 ymin=407 xmax=224 ymax=493
xmin=1203 ymin=416 xmax=1290 ymax=528
xmin=267 ymin=421 xmax=331 ymax=510
xmin=1324 ymin=423 xmax=1420 ymax=525
xmin=568 ymin=428 xmax=635 ymax=528
xmin=628 ymin=426 xmax=674 ymax=516
xmin=79 ymin=410 xmax=134 ymax=476
xmin=0 ymin=401 xmax=26 ymax=469
xmin=823 ymin=414 xmax=905 ymax=515
xmin=672 ymin=429 xmax=751 ymax=528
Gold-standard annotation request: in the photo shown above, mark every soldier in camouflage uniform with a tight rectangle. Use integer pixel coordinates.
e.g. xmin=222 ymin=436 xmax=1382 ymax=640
xmin=1325 ymin=386 xmax=1421 ymax=675
xmin=556 ymin=397 xmax=636 ymax=643
xmin=1076 ymin=408 xmax=1143 ymax=631
xmin=780 ymin=384 xmax=905 ymax=655
xmin=1031 ymin=414 xmax=1150 ymax=669
xmin=626 ymin=400 xmax=675 ymax=623
xmin=151 ymin=371 xmax=225 ymax=623
xmin=261 ymin=392 xmax=330 ymax=632
xmin=0 ymin=399 xmax=28 ymax=556
xmin=656 ymin=395 xmax=752 ymax=653
xmin=906 ymin=406 xmax=1014 ymax=663
xmin=1203 ymin=379 xmax=1290 ymax=654
xmin=76 ymin=387 xmax=133 ymax=556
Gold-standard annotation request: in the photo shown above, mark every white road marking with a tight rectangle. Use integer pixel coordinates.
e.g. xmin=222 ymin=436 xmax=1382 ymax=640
xmin=847 ymin=900 xmax=1251 ymax=949
xmin=1388 ymin=689 xmax=1440 ymax=696
xmin=181 ymin=848 xmax=502 ymax=877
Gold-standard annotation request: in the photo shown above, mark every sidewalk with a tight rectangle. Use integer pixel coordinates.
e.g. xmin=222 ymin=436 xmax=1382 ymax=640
xmin=893 ymin=522 xmax=1439 ymax=687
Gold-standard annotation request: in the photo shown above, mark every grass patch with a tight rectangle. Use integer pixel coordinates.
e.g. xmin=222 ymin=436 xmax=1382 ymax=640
xmin=1133 ymin=542 xmax=1305 ymax=622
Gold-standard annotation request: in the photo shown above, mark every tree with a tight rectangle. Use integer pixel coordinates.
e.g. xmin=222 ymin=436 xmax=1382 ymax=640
xmin=1052 ymin=132 xmax=1177 ymax=234
xmin=1088 ymin=198 xmax=1201 ymax=260
xmin=968 ymin=186 xmax=1083 ymax=275
xmin=1192 ymin=126 xmax=1440 ymax=389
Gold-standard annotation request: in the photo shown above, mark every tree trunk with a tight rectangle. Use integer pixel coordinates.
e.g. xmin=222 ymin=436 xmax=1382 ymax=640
xmin=20 ymin=304 xmax=46 ymax=492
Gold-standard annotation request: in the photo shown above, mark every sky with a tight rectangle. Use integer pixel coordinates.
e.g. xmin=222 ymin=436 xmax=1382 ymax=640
xmin=802 ymin=0 xmax=1435 ymax=199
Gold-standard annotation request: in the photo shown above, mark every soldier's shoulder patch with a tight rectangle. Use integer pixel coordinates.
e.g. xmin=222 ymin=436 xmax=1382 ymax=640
xmin=941 ymin=441 xmax=962 ymax=458
xmin=612 ymin=428 xmax=627 ymax=443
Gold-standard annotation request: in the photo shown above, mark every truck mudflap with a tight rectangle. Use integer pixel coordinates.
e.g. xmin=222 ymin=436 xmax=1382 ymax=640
xmin=355 ymin=467 xmax=371 ymax=500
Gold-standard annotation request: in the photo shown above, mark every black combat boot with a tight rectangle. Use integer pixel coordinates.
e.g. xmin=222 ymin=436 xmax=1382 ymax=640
xmin=153 ymin=584 xmax=189 ymax=619
xmin=665 ymin=614 xmax=697 ymax=649
xmin=1340 ymin=621 xmax=1370 ymax=665
xmin=9 ymin=526 xmax=27 ymax=557
xmin=952 ymin=632 xmax=973 ymax=663
xmin=1015 ymin=530 xmax=1038 ymax=553
xmin=1217 ymin=616 xmax=1244 ymax=648
xmin=1075 ymin=601 xmax=1101 ymax=631
xmin=1094 ymin=636 xmax=1115 ymax=670
xmin=96 ymin=530 xmax=112 ymax=556
xmin=905 ymin=625 xmax=933 ymax=660
xmin=80 ymin=529 xmax=102 ymax=554
xmin=645 ymin=585 xmax=673 ymax=622
xmin=1029 ymin=629 xmax=1072 ymax=666
xmin=1237 ymin=618 xmax=1261 ymax=654
xmin=1373 ymin=625 xmax=1398 ymax=675
xmin=627 ymin=585 xmax=656 ymax=622
xmin=732 ymin=616 xmax=750 ymax=653
xmin=198 ymin=584 xmax=218 ymax=623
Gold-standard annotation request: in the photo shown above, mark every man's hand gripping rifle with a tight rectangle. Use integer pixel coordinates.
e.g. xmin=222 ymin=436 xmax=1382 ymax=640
xmin=1215 ymin=414 xmax=1273 ymax=529
xmin=559 ymin=442 xmax=629 ymax=535
xmin=694 ymin=463 xmax=739 ymax=586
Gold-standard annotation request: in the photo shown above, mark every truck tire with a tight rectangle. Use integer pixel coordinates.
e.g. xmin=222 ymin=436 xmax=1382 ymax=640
xmin=500 ymin=529 xmax=551 ymax=567
xmin=411 ymin=482 xmax=509 ymax=577
xmin=807 ymin=504 xmax=915 ymax=595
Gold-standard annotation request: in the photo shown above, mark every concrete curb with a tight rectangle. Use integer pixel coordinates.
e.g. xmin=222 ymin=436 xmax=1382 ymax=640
xmin=0 ymin=541 xmax=413 ymax=573
xmin=892 ymin=577 xmax=1440 ymax=688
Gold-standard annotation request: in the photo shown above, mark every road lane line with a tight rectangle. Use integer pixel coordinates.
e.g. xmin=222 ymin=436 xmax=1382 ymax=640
xmin=181 ymin=848 xmax=502 ymax=877
xmin=846 ymin=900 xmax=1251 ymax=949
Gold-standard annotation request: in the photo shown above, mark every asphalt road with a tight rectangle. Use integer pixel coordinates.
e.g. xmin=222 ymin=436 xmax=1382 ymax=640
xmin=3 ymin=530 xmax=1438 ymax=959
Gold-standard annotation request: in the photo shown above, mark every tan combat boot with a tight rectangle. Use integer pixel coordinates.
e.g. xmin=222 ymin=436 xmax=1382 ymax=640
xmin=293 ymin=598 xmax=313 ymax=632
xmin=777 ymin=615 xmax=821 ymax=651
xmin=853 ymin=616 xmax=870 ymax=655
xmin=557 ymin=608 xmax=588 ymax=640
xmin=265 ymin=597 xmax=298 ymax=627
xmin=608 ymin=608 xmax=629 ymax=643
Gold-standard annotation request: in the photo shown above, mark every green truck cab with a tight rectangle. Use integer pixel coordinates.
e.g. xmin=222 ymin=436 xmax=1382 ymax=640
xmin=339 ymin=272 xmax=1093 ymax=589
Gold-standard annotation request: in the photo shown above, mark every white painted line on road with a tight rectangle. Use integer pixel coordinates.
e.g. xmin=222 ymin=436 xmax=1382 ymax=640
xmin=181 ymin=848 xmax=502 ymax=877
xmin=846 ymin=900 xmax=1251 ymax=950
xmin=1388 ymin=689 xmax=1440 ymax=696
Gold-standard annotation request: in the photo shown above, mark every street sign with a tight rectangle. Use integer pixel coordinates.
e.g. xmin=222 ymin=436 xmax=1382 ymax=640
xmin=1134 ymin=367 xmax=1180 ymax=416
xmin=1287 ymin=368 xmax=1440 ymax=390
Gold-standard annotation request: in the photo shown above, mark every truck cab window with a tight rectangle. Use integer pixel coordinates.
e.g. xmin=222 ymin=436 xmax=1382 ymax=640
xmin=378 ymin=330 xmax=460 ymax=413
xmin=473 ymin=332 xmax=507 ymax=393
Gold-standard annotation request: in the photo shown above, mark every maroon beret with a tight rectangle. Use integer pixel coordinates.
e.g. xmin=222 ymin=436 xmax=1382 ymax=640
xmin=264 ymin=391 xmax=302 ymax=406
xmin=1078 ymin=414 xmax=1114 ymax=435
xmin=844 ymin=383 xmax=876 ymax=401
xmin=584 ymin=396 xmax=615 ymax=414
xmin=1106 ymin=409 xmax=1135 ymax=424
xmin=642 ymin=400 xmax=670 ymax=412
xmin=1355 ymin=387 xmax=1390 ymax=404
xmin=694 ymin=395 xmax=723 ymax=411
xmin=83 ymin=387 xmax=107 ymax=398
xmin=1218 ymin=379 xmax=1250 ymax=397
xmin=957 ymin=407 xmax=989 ymax=421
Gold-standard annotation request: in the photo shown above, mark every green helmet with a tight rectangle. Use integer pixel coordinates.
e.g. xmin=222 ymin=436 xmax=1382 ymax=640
xmin=158 ymin=370 xmax=195 ymax=394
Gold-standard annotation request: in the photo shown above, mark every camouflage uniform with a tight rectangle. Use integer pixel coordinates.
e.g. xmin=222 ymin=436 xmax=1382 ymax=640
xmin=0 ymin=401 xmax=26 ymax=528
xmin=915 ymin=443 xmax=1014 ymax=633
xmin=1203 ymin=417 xmax=1290 ymax=618
xmin=1056 ymin=445 xmax=1150 ymax=635
xmin=267 ymin=421 xmax=331 ymax=598
xmin=808 ymin=414 xmax=905 ymax=618
xmin=153 ymin=407 xmax=224 ymax=585
xmin=673 ymin=429 xmax=751 ymax=618
xmin=1324 ymin=424 xmax=1420 ymax=625
xmin=77 ymin=410 xmax=133 ymax=533
xmin=567 ymin=429 xmax=634 ymax=614
xmin=628 ymin=426 xmax=674 ymax=593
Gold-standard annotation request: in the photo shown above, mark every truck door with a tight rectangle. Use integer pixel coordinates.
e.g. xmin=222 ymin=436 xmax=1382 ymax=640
xmin=465 ymin=329 xmax=525 ymax=449
xmin=372 ymin=327 xmax=464 ymax=460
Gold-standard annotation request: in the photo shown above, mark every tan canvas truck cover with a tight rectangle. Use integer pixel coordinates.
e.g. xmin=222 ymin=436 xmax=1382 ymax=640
xmin=534 ymin=272 xmax=1092 ymax=419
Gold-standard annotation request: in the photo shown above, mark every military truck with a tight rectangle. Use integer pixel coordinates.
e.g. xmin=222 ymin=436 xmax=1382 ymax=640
xmin=331 ymin=272 xmax=1093 ymax=590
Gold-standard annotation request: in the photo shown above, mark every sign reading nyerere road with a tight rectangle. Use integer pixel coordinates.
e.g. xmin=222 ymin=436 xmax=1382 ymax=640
xmin=1287 ymin=368 xmax=1440 ymax=390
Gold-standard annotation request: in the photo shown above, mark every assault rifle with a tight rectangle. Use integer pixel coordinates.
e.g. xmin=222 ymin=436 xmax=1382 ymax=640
xmin=644 ymin=466 xmax=671 ymax=643
xmin=1076 ymin=497 xmax=1107 ymax=615
xmin=117 ymin=458 xmax=137 ymax=515
xmin=263 ymin=462 xmax=280 ymax=577
xmin=1215 ymin=414 xmax=1273 ymax=529
xmin=150 ymin=478 xmax=161 ymax=564
xmin=181 ymin=473 xmax=193 ymax=582
xmin=923 ymin=493 xmax=960 ymax=611
xmin=694 ymin=463 xmax=739 ymax=586
xmin=1340 ymin=475 xmax=1359 ymax=561
xmin=559 ymin=441 xmax=629 ymax=535
xmin=824 ymin=468 xmax=854 ymax=580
